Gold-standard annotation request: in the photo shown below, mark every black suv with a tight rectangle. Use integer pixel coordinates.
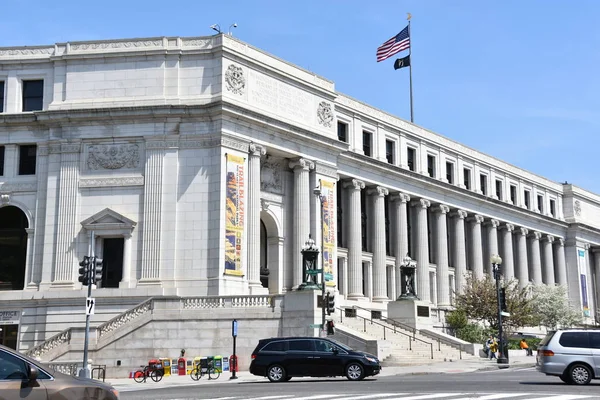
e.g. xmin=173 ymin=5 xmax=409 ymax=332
xmin=249 ymin=337 xmax=381 ymax=382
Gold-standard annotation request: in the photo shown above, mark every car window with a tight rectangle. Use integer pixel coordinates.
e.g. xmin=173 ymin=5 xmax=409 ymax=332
xmin=314 ymin=340 xmax=334 ymax=352
xmin=559 ymin=332 xmax=590 ymax=348
xmin=589 ymin=332 xmax=600 ymax=349
xmin=0 ymin=349 xmax=29 ymax=380
xmin=539 ymin=331 xmax=556 ymax=347
xmin=288 ymin=340 xmax=314 ymax=351
xmin=262 ymin=341 xmax=286 ymax=352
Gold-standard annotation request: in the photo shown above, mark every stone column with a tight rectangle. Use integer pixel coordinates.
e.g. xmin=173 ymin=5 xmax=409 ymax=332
xmin=469 ymin=214 xmax=485 ymax=280
xmin=29 ymin=145 xmax=49 ymax=289
xmin=389 ymin=266 xmax=396 ymax=300
xmin=555 ymin=238 xmax=568 ymax=286
xmin=140 ymin=144 xmax=165 ymax=283
xmin=500 ymin=224 xmax=515 ymax=280
xmin=413 ymin=198 xmax=431 ymax=302
xmin=486 ymin=219 xmax=500 ymax=276
xmin=542 ymin=235 xmax=555 ymax=285
xmin=289 ymin=158 xmax=314 ymax=289
xmin=516 ymin=227 xmax=530 ymax=288
xmin=248 ymin=144 xmax=266 ymax=292
xmin=435 ymin=204 xmax=450 ymax=307
xmin=344 ymin=179 xmax=365 ymax=298
xmin=530 ymin=231 xmax=543 ymax=285
xmin=392 ymin=193 xmax=410 ymax=299
xmin=120 ymin=233 xmax=133 ymax=287
xmin=369 ymin=186 xmax=389 ymax=301
xmin=23 ymin=228 xmax=35 ymax=289
xmin=453 ymin=210 xmax=468 ymax=294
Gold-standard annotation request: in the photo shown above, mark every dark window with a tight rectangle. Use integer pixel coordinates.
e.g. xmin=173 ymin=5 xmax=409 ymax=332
xmin=524 ymin=190 xmax=530 ymax=209
xmin=22 ymin=80 xmax=44 ymax=112
xmin=0 ymin=349 xmax=29 ymax=380
xmin=0 ymin=146 xmax=4 ymax=176
xmin=337 ymin=121 xmax=348 ymax=143
xmin=537 ymin=195 xmax=544 ymax=213
xmin=446 ymin=162 xmax=454 ymax=184
xmin=495 ymin=180 xmax=503 ymax=200
xmin=288 ymin=339 xmax=314 ymax=351
xmin=362 ymin=131 xmax=372 ymax=157
xmin=385 ymin=139 xmax=395 ymax=164
xmin=463 ymin=168 xmax=471 ymax=190
xmin=589 ymin=332 xmax=600 ymax=349
xmin=18 ymin=145 xmax=37 ymax=175
xmin=480 ymin=174 xmax=487 ymax=196
xmin=315 ymin=340 xmax=336 ymax=352
xmin=559 ymin=332 xmax=590 ymax=348
xmin=427 ymin=155 xmax=435 ymax=178
xmin=510 ymin=185 xmax=517 ymax=204
xmin=550 ymin=199 xmax=556 ymax=217
xmin=407 ymin=148 xmax=416 ymax=171
xmin=0 ymin=81 xmax=5 ymax=113
xmin=262 ymin=341 xmax=286 ymax=352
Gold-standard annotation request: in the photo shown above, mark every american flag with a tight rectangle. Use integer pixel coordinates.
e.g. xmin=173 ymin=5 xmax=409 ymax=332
xmin=376 ymin=26 xmax=410 ymax=62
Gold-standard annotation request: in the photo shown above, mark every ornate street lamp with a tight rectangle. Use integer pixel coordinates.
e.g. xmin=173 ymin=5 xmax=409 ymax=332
xmin=298 ymin=235 xmax=320 ymax=291
xmin=491 ymin=254 xmax=508 ymax=364
xmin=398 ymin=255 xmax=418 ymax=300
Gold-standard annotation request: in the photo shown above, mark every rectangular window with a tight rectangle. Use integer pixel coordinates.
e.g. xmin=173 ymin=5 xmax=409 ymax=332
xmin=463 ymin=168 xmax=471 ymax=190
xmin=427 ymin=155 xmax=436 ymax=178
xmin=362 ymin=131 xmax=372 ymax=157
xmin=0 ymin=146 xmax=4 ymax=176
xmin=337 ymin=121 xmax=348 ymax=143
xmin=0 ymin=81 xmax=4 ymax=113
xmin=446 ymin=162 xmax=454 ymax=184
xmin=537 ymin=195 xmax=544 ymax=213
xmin=18 ymin=145 xmax=37 ymax=175
xmin=550 ymin=199 xmax=556 ymax=217
xmin=524 ymin=190 xmax=530 ymax=209
xmin=407 ymin=147 xmax=416 ymax=171
xmin=385 ymin=139 xmax=395 ymax=164
xmin=480 ymin=174 xmax=488 ymax=196
xmin=22 ymin=80 xmax=44 ymax=112
xmin=495 ymin=179 xmax=503 ymax=200
xmin=510 ymin=185 xmax=517 ymax=204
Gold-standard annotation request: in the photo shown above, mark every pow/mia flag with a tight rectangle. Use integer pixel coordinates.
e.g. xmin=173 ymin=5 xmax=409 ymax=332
xmin=393 ymin=55 xmax=411 ymax=70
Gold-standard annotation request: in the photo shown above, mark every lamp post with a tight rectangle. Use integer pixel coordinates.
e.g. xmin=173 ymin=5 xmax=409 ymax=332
xmin=491 ymin=254 xmax=508 ymax=364
xmin=314 ymin=183 xmax=327 ymax=332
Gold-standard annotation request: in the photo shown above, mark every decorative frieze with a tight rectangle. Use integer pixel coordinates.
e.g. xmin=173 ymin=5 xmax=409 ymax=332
xmin=145 ymin=141 xmax=178 ymax=150
xmin=574 ymin=200 xmax=582 ymax=217
xmin=87 ymin=144 xmax=140 ymax=170
xmin=181 ymin=39 xmax=212 ymax=48
xmin=180 ymin=138 xmax=221 ymax=149
xmin=317 ymin=101 xmax=333 ymax=128
xmin=221 ymin=137 xmax=248 ymax=152
xmin=314 ymin=163 xmax=338 ymax=179
xmin=70 ymin=40 xmax=162 ymax=52
xmin=79 ymin=176 xmax=144 ymax=188
xmin=0 ymin=47 xmax=54 ymax=57
xmin=261 ymin=158 xmax=283 ymax=194
xmin=0 ymin=183 xmax=38 ymax=193
xmin=225 ymin=64 xmax=246 ymax=95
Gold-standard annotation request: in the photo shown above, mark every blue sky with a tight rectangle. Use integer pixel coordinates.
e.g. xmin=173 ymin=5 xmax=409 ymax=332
xmin=2 ymin=1 xmax=598 ymax=193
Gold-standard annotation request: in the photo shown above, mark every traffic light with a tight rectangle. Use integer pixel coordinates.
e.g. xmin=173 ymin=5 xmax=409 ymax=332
xmin=92 ymin=256 xmax=103 ymax=285
xmin=78 ymin=256 xmax=91 ymax=286
xmin=326 ymin=292 xmax=335 ymax=315
xmin=499 ymin=287 xmax=507 ymax=312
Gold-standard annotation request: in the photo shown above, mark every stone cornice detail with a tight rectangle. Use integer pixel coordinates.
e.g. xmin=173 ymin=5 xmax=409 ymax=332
xmin=314 ymin=163 xmax=338 ymax=179
xmin=48 ymin=143 xmax=81 ymax=154
xmin=289 ymin=158 xmax=315 ymax=171
xmin=391 ymin=193 xmax=410 ymax=203
xmin=146 ymin=140 xmax=179 ymax=150
xmin=486 ymin=219 xmax=500 ymax=228
xmin=546 ymin=235 xmax=555 ymax=243
xmin=367 ymin=186 xmax=388 ymax=197
xmin=70 ymin=40 xmax=163 ymax=52
xmin=79 ymin=176 xmax=144 ymax=188
xmin=518 ymin=227 xmax=529 ymax=236
xmin=500 ymin=223 xmax=514 ymax=232
xmin=249 ymin=143 xmax=266 ymax=157
xmin=221 ymin=137 xmax=249 ymax=152
xmin=453 ymin=210 xmax=468 ymax=219
xmin=435 ymin=204 xmax=450 ymax=214
xmin=0 ymin=47 xmax=54 ymax=57
xmin=468 ymin=214 xmax=485 ymax=224
xmin=531 ymin=231 xmax=543 ymax=240
xmin=411 ymin=199 xmax=430 ymax=209
xmin=0 ymin=183 xmax=38 ymax=193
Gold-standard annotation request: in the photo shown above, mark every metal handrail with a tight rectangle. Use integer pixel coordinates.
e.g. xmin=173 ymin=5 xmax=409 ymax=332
xmin=382 ymin=317 xmax=418 ymax=339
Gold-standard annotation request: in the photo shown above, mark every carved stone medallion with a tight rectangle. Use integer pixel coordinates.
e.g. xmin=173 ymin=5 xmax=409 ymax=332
xmin=88 ymin=144 xmax=140 ymax=170
xmin=261 ymin=158 xmax=283 ymax=194
xmin=225 ymin=64 xmax=245 ymax=95
xmin=317 ymin=101 xmax=333 ymax=128
xmin=574 ymin=200 xmax=582 ymax=217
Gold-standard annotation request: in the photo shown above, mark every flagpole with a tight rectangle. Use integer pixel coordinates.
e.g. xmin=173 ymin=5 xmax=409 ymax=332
xmin=407 ymin=13 xmax=414 ymax=123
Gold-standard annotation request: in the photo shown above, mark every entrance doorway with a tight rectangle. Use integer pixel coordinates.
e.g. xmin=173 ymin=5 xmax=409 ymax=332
xmin=0 ymin=206 xmax=28 ymax=290
xmin=101 ymin=238 xmax=124 ymax=288
xmin=0 ymin=325 xmax=19 ymax=350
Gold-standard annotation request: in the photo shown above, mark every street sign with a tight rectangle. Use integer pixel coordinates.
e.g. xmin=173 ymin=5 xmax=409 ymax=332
xmin=501 ymin=311 xmax=511 ymax=317
xmin=309 ymin=323 xmax=322 ymax=328
xmin=86 ymin=298 xmax=95 ymax=315
xmin=232 ymin=319 xmax=238 ymax=337
xmin=324 ymin=273 xmax=333 ymax=281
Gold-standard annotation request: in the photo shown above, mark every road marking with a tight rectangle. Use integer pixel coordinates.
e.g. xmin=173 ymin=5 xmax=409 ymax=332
xmin=332 ymin=394 xmax=402 ymax=400
xmin=383 ymin=394 xmax=465 ymax=400
xmin=521 ymin=396 xmax=594 ymax=400
xmin=244 ymin=396 xmax=296 ymax=400
xmin=285 ymin=395 xmax=346 ymax=400
xmin=452 ymin=394 xmax=531 ymax=400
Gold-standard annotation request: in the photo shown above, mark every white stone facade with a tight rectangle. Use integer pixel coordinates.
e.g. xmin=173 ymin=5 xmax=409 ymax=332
xmin=1 ymin=34 xmax=600 ymax=351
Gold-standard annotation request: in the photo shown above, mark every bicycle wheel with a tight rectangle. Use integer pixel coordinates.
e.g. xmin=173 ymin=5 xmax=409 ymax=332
xmin=209 ymin=368 xmax=221 ymax=380
xmin=133 ymin=370 xmax=145 ymax=383
xmin=150 ymin=370 xmax=163 ymax=382
xmin=190 ymin=368 xmax=201 ymax=381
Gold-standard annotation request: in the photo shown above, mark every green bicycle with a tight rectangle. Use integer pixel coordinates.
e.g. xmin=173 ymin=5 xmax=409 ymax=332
xmin=190 ymin=361 xmax=220 ymax=381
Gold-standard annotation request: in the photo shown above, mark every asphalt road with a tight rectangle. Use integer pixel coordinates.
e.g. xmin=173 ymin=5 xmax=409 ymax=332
xmin=119 ymin=367 xmax=600 ymax=399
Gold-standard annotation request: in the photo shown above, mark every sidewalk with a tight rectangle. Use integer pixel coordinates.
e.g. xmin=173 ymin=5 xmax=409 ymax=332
xmin=109 ymin=354 xmax=537 ymax=392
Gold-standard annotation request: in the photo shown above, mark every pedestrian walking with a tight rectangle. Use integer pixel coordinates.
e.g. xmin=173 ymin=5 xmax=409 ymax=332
xmin=520 ymin=338 xmax=533 ymax=356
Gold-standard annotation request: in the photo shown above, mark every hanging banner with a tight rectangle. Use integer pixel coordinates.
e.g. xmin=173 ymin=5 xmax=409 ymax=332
xmin=577 ymin=249 xmax=590 ymax=317
xmin=321 ymin=180 xmax=336 ymax=286
xmin=224 ymin=154 xmax=245 ymax=276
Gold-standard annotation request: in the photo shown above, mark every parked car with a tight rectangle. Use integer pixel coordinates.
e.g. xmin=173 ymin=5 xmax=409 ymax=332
xmin=0 ymin=344 xmax=119 ymax=399
xmin=536 ymin=329 xmax=600 ymax=385
xmin=249 ymin=336 xmax=381 ymax=382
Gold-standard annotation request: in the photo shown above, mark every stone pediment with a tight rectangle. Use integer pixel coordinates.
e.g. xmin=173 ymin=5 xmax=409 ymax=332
xmin=81 ymin=208 xmax=136 ymax=232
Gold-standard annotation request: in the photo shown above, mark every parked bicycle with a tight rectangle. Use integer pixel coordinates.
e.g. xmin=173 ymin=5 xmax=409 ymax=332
xmin=133 ymin=364 xmax=164 ymax=383
xmin=190 ymin=360 xmax=220 ymax=381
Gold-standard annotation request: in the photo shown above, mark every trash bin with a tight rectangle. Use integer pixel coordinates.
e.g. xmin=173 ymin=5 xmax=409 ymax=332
xmin=213 ymin=355 xmax=222 ymax=373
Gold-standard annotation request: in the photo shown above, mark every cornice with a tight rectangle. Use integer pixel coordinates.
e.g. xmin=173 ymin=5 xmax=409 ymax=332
xmin=79 ymin=176 xmax=144 ymax=188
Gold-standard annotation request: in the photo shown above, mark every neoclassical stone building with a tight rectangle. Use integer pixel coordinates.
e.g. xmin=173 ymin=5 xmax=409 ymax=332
xmin=0 ymin=34 xmax=599 ymax=352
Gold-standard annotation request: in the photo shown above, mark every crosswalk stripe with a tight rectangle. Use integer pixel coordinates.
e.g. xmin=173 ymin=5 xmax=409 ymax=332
xmin=332 ymin=394 xmax=403 ymax=400
xmin=452 ymin=394 xmax=531 ymax=400
xmin=284 ymin=395 xmax=345 ymax=400
xmin=383 ymin=394 xmax=465 ymax=400
xmin=243 ymin=396 xmax=296 ymax=400
xmin=520 ymin=396 xmax=593 ymax=400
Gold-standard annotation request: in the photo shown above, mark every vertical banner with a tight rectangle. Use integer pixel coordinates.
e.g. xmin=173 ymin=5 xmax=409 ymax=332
xmin=577 ymin=249 xmax=590 ymax=317
xmin=224 ymin=154 xmax=245 ymax=276
xmin=321 ymin=180 xmax=336 ymax=286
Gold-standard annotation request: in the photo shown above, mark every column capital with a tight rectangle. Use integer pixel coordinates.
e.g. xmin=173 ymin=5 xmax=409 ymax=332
xmin=391 ymin=192 xmax=411 ymax=203
xmin=249 ymin=143 xmax=266 ymax=157
xmin=531 ymin=231 xmax=542 ymax=240
xmin=453 ymin=209 xmax=468 ymax=219
xmin=500 ymin=223 xmax=514 ymax=232
xmin=545 ymin=235 xmax=555 ymax=243
xmin=468 ymin=214 xmax=484 ymax=224
xmin=557 ymin=237 xmax=565 ymax=247
xmin=486 ymin=219 xmax=500 ymax=228
xmin=411 ymin=198 xmax=430 ymax=209
xmin=435 ymin=204 xmax=450 ymax=214
xmin=123 ymin=233 xmax=133 ymax=239
xmin=367 ymin=186 xmax=389 ymax=197
xmin=343 ymin=178 xmax=365 ymax=191
xmin=518 ymin=227 xmax=529 ymax=236
xmin=584 ymin=243 xmax=591 ymax=250
xmin=289 ymin=158 xmax=315 ymax=171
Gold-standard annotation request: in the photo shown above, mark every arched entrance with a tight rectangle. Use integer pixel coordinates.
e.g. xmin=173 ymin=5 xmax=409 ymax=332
xmin=260 ymin=220 xmax=269 ymax=288
xmin=260 ymin=210 xmax=283 ymax=294
xmin=0 ymin=206 xmax=28 ymax=290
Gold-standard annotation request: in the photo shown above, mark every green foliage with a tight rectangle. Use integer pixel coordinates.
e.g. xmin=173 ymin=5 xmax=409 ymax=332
xmin=531 ymin=284 xmax=582 ymax=330
xmin=455 ymin=323 xmax=490 ymax=344
xmin=445 ymin=310 xmax=468 ymax=329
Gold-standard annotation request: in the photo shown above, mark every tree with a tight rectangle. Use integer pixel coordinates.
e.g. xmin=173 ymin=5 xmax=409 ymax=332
xmin=531 ymin=284 xmax=582 ymax=331
xmin=453 ymin=276 xmax=539 ymax=333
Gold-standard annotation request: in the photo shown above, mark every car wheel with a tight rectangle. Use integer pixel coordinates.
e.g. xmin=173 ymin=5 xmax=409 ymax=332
xmin=267 ymin=364 xmax=286 ymax=382
xmin=345 ymin=362 xmax=365 ymax=381
xmin=569 ymin=364 xmax=592 ymax=385
xmin=559 ymin=373 xmax=572 ymax=384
